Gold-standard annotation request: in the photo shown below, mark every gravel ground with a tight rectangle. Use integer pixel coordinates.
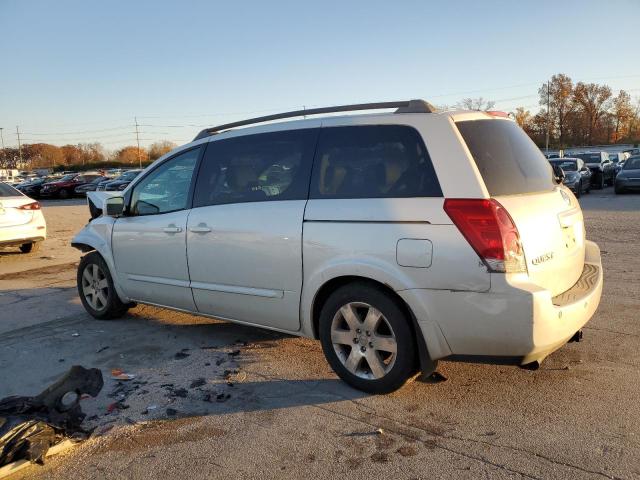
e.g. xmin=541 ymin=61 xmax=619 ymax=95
xmin=0 ymin=188 xmax=639 ymax=480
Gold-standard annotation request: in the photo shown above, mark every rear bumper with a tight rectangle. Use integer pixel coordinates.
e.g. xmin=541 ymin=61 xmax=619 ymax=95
xmin=0 ymin=214 xmax=47 ymax=246
xmin=402 ymin=240 xmax=603 ymax=365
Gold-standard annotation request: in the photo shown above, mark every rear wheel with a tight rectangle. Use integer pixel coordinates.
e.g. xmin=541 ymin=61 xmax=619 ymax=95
xmin=319 ymin=283 xmax=417 ymax=394
xmin=574 ymin=181 xmax=581 ymax=198
xmin=59 ymin=188 xmax=70 ymax=199
xmin=77 ymin=251 xmax=130 ymax=320
xmin=19 ymin=242 xmax=40 ymax=254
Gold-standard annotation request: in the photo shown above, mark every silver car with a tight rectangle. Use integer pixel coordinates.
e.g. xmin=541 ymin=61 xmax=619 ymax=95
xmin=73 ymin=100 xmax=603 ymax=393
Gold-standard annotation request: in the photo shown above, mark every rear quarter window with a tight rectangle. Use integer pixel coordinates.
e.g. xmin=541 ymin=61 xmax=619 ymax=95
xmin=456 ymin=119 xmax=554 ymax=196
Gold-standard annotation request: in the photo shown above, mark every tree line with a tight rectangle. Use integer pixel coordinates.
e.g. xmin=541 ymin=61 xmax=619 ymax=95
xmin=514 ymin=74 xmax=638 ymax=148
xmin=0 ymin=140 xmax=176 ymax=169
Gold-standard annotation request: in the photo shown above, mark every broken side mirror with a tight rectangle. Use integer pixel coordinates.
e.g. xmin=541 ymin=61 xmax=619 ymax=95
xmin=105 ymin=196 xmax=125 ymax=217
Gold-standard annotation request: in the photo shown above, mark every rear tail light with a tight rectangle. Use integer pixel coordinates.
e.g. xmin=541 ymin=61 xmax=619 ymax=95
xmin=444 ymin=198 xmax=526 ymax=273
xmin=17 ymin=201 xmax=41 ymax=211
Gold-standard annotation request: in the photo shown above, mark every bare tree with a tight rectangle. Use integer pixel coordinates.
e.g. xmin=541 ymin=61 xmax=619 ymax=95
xmin=456 ymin=97 xmax=496 ymax=111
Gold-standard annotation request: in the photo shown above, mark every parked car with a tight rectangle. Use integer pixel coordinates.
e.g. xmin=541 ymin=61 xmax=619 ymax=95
xmin=20 ymin=176 xmax=58 ymax=199
xmin=549 ymin=158 xmax=591 ymax=198
xmin=41 ymin=173 xmax=102 ymax=199
xmin=608 ymin=152 xmax=627 ymax=176
xmin=74 ymin=176 xmax=109 ymax=196
xmin=0 ymin=182 xmax=46 ymax=253
xmin=614 ymin=155 xmax=640 ymax=194
xmin=572 ymin=152 xmax=614 ymax=189
xmin=98 ymin=170 xmax=142 ymax=191
xmin=72 ymin=100 xmax=603 ymax=393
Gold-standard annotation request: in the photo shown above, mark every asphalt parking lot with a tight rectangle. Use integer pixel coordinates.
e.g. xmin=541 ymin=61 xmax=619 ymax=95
xmin=1 ymin=189 xmax=639 ymax=480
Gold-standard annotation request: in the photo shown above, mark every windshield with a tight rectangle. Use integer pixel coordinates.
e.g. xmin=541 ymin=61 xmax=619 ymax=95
xmin=623 ymin=157 xmax=640 ymax=170
xmin=574 ymin=153 xmax=601 ymax=164
xmin=550 ymin=160 xmax=578 ymax=172
xmin=57 ymin=174 xmax=76 ymax=182
xmin=119 ymin=171 xmax=140 ymax=181
xmin=0 ymin=183 xmax=21 ymax=197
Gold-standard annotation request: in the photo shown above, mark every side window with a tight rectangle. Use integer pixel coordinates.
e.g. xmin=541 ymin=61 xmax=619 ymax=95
xmin=130 ymin=147 xmax=200 ymax=215
xmin=310 ymin=125 xmax=442 ymax=199
xmin=193 ymin=129 xmax=317 ymax=208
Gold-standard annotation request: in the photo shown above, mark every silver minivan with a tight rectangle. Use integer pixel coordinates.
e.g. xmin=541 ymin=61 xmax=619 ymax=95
xmin=73 ymin=100 xmax=603 ymax=393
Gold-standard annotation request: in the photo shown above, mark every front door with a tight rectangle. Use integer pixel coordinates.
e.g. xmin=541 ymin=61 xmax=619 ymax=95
xmin=187 ymin=128 xmax=318 ymax=331
xmin=112 ymin=147 xmax=202 ymax=310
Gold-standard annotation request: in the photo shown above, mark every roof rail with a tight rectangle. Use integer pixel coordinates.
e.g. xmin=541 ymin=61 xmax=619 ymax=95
xmin=193 ymin=99 xmax=436 ymax=140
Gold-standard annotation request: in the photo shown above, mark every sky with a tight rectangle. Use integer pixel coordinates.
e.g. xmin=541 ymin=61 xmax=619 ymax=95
xmin=1 ymin=0 xmax=639 ymax=151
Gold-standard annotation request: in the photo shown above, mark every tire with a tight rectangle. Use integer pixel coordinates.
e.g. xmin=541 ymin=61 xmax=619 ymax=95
xmin=318 ymin=282 xmax=417 ymax=394
xmin=574 ymin=181 xmax=581 ymax=199
xmin=59 ymin=189 xmax=70 ymax=199
xmin=77 ymin=251 xmax=130 ymax=320
xmin=615 ymin=186 xmax=624 ymax=195
xmin=19 ymin=242 xmax=40 ymax=254
xmin=597 ymin=174 xmax=605 ymax=190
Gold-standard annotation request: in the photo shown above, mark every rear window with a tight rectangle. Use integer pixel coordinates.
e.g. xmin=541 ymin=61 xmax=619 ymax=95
xmin=310 ymin=125 xmax=442 ymax=199
xmin=549 ymin=160 xmax=578 ymax=171
xmin=0 ymin=183 xmax=20 ymax=197
xmin=574 ymin=153 xmax=602 ymax=164
xmin=456 ymin=119 xmax=554 ymax=196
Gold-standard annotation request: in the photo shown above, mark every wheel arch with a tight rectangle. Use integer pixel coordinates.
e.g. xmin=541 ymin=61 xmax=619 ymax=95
xmin=72 ymin=223 xmax=130 ymax=302
xmin=309 ymin=275 xmax=438 ymax=376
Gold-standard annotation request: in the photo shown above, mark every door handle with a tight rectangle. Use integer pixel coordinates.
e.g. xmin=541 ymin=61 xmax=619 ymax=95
xmin=189 ymin=225 xmax=212 ymax=233
xmin=163 ymin=226 xmax=183 ymax=234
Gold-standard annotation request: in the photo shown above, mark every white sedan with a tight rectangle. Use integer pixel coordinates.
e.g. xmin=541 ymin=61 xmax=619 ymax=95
xmin=0 ymin=183 xmax=46 ymax=253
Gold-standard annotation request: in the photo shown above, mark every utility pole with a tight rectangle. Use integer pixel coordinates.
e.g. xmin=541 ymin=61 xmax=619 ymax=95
xmin=545 ymin=80 xmax=550 ymax=153
xmin=134 ymin=117 xmax=142 ymax=168
xmin=0 ymin=128 xmax=4 ymax=150
xmin=16 ymin=126 xmax=23 ymax=165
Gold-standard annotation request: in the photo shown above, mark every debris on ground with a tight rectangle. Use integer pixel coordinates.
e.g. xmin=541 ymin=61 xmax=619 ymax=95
xmin=174 ymin=351 xmax=190 ymax=360
xmin=166 ymin=408 xmax=177 ymax=416
xmin=189 ymin=378 xmax=206 ymax=388
xmin=110 ymin=369 xmax=135 ymax=381
xmin=0 ymin=366 xmax=103 ymax=468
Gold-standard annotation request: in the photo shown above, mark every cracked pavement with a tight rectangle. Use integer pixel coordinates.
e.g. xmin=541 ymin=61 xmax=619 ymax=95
xmin=0 ymin=192 xmax=639 ymax=479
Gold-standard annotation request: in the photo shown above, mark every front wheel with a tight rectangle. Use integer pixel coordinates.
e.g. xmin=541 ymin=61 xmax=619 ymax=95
xmin=58 ymin=189 xmax=70 ymax=199
xmin=319 ymin=283 xmax=417 ymax=394
xmin=77 ymin=251 xmax=130 ymax=320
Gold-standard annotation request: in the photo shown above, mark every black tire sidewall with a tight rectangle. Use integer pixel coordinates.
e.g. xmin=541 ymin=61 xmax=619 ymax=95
xmin=318 ymin=283 xmax=416 ymax=394
xmin=77 ymin=252 xmax=128 ymax=320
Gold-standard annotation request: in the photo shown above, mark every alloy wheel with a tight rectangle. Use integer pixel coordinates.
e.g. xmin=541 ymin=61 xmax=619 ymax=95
xmin=330 ymin=302 xmax=397 ymax=380
xmin=81 ymin=263 xmax=109 ymax=311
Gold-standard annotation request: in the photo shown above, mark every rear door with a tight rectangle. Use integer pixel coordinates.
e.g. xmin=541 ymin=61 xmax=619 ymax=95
xmin=187 ymin=128 xmax=318 ymax=331
xmin=456 ymin=118 xmax=585 ymax=296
